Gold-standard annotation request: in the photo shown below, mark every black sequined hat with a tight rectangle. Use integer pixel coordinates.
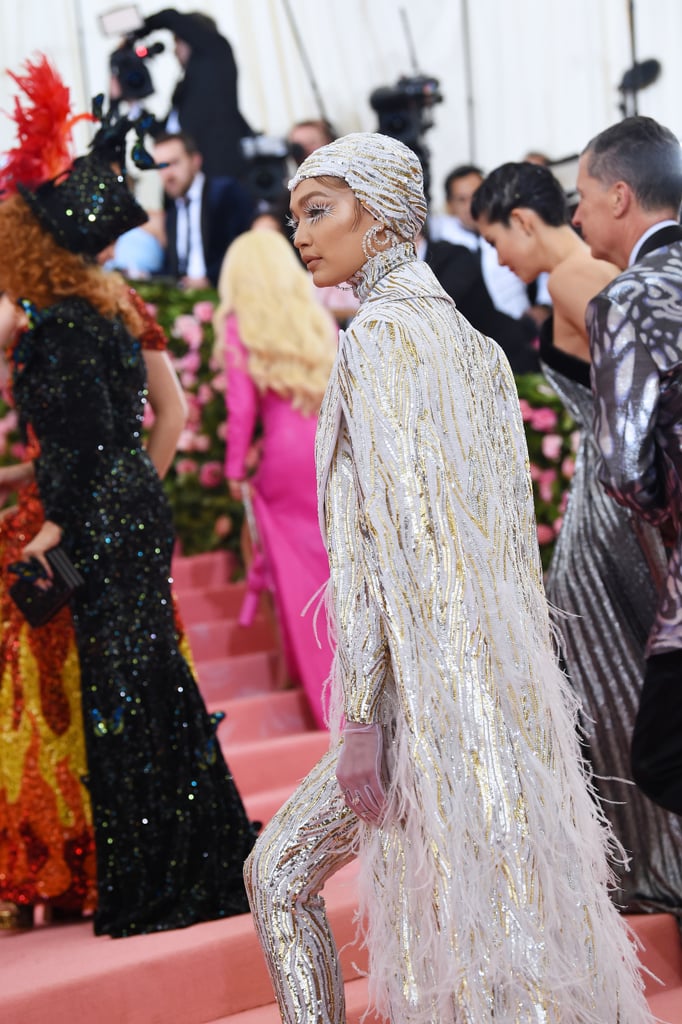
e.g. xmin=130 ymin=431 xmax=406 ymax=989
xmin=17 ymin=96 xmax=155 ymax=256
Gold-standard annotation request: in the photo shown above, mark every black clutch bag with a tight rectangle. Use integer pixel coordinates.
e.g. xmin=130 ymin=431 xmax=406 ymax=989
xmin=8 ymin=545 xmax=84 ymax=627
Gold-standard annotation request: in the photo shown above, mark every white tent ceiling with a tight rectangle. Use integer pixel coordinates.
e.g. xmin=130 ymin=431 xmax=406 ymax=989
xmin=0 ymin=0 xmax=678 ymax=215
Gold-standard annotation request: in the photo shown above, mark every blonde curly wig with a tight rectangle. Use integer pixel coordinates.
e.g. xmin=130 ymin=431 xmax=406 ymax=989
xmin=214 ymin=230 xmax=337 ymax=416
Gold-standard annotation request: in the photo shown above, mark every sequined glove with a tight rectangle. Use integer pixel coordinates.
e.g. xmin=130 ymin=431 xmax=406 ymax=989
xmin=336 ymin=721 xmax=387 ymax=826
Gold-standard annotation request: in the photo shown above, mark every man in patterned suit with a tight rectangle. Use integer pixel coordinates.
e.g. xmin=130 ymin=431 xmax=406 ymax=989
xmin=573 ymin=115 xmax=682 ymax=815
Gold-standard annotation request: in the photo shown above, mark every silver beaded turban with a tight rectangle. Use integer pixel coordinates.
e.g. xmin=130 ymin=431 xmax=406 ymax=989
xmin=288 ymin=132 xmax=427 ymax=243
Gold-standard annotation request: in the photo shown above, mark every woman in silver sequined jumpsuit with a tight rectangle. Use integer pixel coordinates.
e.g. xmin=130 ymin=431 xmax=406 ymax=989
xmin=472 ymin=161 xmax=682 ymax=922
xmin=245 ymin=133 xmax=654 ymax=1024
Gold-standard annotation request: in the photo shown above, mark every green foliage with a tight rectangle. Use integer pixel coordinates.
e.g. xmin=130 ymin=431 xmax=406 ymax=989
xmin=515 ymin=373 xmax=577 ymax=570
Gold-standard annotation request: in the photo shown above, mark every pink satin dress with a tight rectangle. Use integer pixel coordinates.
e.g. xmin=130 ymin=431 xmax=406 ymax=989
xmin=224 ymin=315 xmax=333 ymax=728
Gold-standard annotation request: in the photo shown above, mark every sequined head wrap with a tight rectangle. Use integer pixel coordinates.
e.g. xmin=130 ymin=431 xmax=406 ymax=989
xmin=288 ymin=132 xmax=427 ymax=244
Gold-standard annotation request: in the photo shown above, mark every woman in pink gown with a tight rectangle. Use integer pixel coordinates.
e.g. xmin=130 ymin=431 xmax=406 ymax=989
xmin=215 ymin=230 xmax=337 ymax=728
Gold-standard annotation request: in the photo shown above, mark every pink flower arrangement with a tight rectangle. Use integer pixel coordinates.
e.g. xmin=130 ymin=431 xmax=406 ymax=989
xmin=175 ymin=457 xmax=199 ymax=475
xmin=529 ymin=406 xmax=558 ymax=432
xmin=536 ymin=523 xmax=556 ymax=545
xmin=198 ymin=461 xmax=224 ymax=489
xmin=193 ymin=300 xmax=215 ymax=324
xmin=541 ymin=433 xmax=563 ymax=461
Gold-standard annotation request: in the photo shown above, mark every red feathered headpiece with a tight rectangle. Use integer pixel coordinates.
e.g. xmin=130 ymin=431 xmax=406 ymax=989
xmin=0 ymin=54 xmax=94 ymax=196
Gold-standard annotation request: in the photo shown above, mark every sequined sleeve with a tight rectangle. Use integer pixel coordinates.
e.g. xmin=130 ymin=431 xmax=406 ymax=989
xmin=325 ymin=413 xmax=389 ymax=723
xmin=330 ymin=316 xmax=471 ymax=723
xmin=587 ymin=290 xmax=666 ymax=522
xmin=13 ymin=311 xmax=139 ymax=531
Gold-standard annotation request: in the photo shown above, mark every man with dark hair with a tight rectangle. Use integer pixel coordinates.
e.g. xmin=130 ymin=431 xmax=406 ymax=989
xmin=431 ymin=163 xmax=546 ymax=324
xmin=154 ymin=131 xmax=254 ymax=288
xmin=288 ymin=119 xmax=337 ymax=165
xmin=136 ymin=8 xmax=252 ymax=178
xmin=573 ymin=114 xmax=682 ymax=816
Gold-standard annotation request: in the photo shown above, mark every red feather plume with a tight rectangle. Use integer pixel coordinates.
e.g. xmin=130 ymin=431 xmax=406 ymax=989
xmin=0 ymin=54 xmax=94 ymax=196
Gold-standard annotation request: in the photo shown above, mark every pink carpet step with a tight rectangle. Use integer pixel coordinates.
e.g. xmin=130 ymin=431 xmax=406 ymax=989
xmin=225 ymin=730 xmax=329 ymax=797
xmin=175 ymin=582 xmax=251 ymax=625
xmin=171 ymin=549 xmax=238 ymax=591
xmin=194 ymin=651 xmax=281 ymax=704
xmin=214 ymin=689 xmax=316 ymax=745
xmin=214 ymin=976 xmax=375 ymax=1024
xmin=242 ymin=782 xmax=302 ymax=829
xmin=0 ymin=865 xmax=364 ymax=1024
xmin=187 ymin=615 xmax=276 ymax=661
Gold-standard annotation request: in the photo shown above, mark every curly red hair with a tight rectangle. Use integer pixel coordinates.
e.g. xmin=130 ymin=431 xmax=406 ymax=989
xmin=0 ymin=194 xmax=142 ymax=336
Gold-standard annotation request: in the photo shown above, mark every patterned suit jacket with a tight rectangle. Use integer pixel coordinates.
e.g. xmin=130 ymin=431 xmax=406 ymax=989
xmin=586 ymin=223 xmax=682 ymax=654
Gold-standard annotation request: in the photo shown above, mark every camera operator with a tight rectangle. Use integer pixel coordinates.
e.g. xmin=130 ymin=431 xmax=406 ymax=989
xmin=134 ymin=8 xmax=252 ymax=178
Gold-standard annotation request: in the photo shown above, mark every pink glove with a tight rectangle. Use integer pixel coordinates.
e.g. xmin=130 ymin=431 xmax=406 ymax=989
xmin=336 ymin=721 xmax=387 ymax=826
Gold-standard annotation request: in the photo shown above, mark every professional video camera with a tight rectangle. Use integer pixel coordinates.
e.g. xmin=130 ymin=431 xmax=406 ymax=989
xmin=110 ymin=39 xmax=165 ymax=102
xmin=240 ymin=134 xmax=292 ymax=205
xmin=370 ymin=74 xmax=443 ymax=203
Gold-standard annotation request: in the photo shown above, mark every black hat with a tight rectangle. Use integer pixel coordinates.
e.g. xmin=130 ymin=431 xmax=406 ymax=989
xmin=19 ymin=157 xmax=148 ymax=256
xmin=17 ymin=97 xmax=155 ymax=256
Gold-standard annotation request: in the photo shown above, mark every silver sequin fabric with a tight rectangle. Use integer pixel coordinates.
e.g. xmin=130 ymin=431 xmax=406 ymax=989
xmin=246 ymin=250 xmax=653 ymax=1024
xmin=543 ymin=352 xmax=682 ymax=918
xmin=587 ymin=238 xmax=682 ymax=655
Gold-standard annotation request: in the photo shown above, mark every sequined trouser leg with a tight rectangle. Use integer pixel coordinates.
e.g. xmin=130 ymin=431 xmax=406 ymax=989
xmin=244 ymin=747 xmax=359 ymax=1024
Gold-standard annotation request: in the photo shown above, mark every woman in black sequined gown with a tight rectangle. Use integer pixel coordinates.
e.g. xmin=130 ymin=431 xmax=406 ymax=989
xmin=0 ymin=177 xmax=255 ymax=938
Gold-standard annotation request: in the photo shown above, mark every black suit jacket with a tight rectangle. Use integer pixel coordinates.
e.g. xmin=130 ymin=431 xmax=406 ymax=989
xmin=424 ymin=239 xmax=540 ymax=374
xmin=163 ymin=176 xmax=255 ymax=286
xmin=143 ymin=9 xmax=252 ymax=177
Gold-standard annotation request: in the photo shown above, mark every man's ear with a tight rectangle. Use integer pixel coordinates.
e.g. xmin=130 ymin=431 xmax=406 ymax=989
xmin=611 ymin=181 xmax=633 ymax=219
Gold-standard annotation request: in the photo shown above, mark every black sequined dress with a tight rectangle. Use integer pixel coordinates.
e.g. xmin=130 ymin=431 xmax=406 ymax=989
xmin=12 ymin=297 xmax=256 ymax=937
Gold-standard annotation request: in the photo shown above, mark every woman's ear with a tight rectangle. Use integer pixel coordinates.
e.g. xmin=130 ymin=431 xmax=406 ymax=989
xmin=510 ymin=207 xmax=536 ymax=236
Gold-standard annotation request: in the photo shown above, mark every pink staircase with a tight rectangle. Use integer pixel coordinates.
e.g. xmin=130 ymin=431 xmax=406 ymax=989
xmin=1 ymin=550 xmax=681 ymax=1024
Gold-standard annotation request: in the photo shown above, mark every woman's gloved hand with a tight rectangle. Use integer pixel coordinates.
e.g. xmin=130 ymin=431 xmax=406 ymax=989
xmin=336 ymin=721 xmax=387 ymax=826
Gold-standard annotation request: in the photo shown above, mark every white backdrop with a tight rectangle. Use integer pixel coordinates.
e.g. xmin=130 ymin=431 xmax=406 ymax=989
xmin=0 ymin=0 xmax=679 ymax=215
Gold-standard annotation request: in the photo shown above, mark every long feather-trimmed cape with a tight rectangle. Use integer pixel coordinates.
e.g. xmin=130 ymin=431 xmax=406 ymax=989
xmin=315 ymin=255 xmax=653 ymax=1023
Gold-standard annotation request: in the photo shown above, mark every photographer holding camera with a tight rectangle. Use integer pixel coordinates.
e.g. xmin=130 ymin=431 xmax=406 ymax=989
xmin=134 ymin=8 xmax=252 ymax=178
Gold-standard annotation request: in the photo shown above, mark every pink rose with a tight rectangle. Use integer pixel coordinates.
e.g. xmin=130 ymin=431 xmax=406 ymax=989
xmin=536 ymin=523 xmax=555 ymax=545
xmin=211 ymin=373 xmax=226 ymax=393
xmin=541 ymin=433 xmax=563 ymax=461
xmin=192 ymin=434 xmax=211 ymax=452
xmin=199 ymin=461 xmax=224 ymax=488
xmin=176 ymin=429 xmax=195 ymax=452
xmin=175 ymin=458 xmax=198 ymax=475
xmin=197 ymin=383 xmax=213 ymax=406
xmin=538 ymin=468 xmax=557 ymax=503
xmin=180 ymin=351 xmax=201 ymax=374
xmin=529 ymin=462 xmax=542 ymax=481
xmin=518 ymin=398 xmax=534 ymax=423
xmin=0 ymin=410 xmax=18 ymax=434
xmin=193 ymin=300 xmax=215 ymax=324
xmin=553 ymin=516 xmax=563 ymax=533
xmin=180 ymin=371 xmax=197 ymax=389
xmin=529 ymin=406 xmax=558 ymax=432
xmin=9 ymin=442 xmax=26 ymax=460
xmin=173 ymin=314 xmax=203 ymax=350
xmin=561 ymin=456 xmax=575 ymax=479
